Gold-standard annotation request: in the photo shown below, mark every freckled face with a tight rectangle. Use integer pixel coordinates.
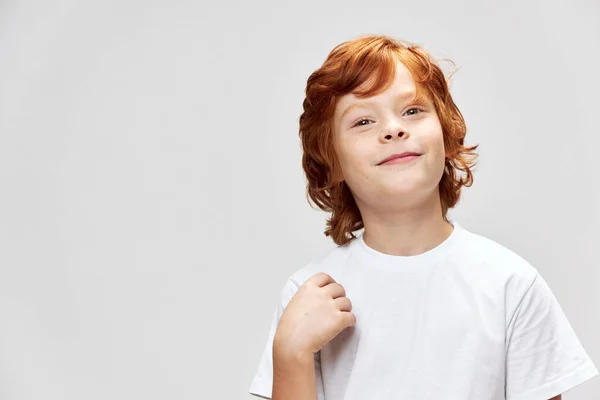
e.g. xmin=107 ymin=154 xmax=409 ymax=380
xmin=332 ymin=60 xmax=447 ymax=207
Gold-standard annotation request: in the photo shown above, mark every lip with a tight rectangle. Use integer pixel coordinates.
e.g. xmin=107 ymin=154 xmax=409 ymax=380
xmin=377 ymin=152 xmax=422 ymax=166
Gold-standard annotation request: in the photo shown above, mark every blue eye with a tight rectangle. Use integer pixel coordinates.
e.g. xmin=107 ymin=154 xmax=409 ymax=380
xmin=351 ymin=107 xmax=423 ymax=128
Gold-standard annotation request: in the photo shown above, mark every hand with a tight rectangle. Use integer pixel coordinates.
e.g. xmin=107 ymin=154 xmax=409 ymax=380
xmin=273 ymin=272 xmax=356 ymax=359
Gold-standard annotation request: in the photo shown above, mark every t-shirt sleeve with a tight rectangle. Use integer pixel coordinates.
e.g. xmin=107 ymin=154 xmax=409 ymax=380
xmin=505 ymin=270 xmax=599 ymax=400
xmin=248 ymin=277 xmax=325 ymax=400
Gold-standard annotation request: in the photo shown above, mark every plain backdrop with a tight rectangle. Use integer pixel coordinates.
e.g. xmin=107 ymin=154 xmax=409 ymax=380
xmin=0 ymin=0 xmax=598 ymax=399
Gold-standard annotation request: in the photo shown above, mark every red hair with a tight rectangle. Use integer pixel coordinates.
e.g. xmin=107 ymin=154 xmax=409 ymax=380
xmin=298 ymin=35 xmax=479 ymax=246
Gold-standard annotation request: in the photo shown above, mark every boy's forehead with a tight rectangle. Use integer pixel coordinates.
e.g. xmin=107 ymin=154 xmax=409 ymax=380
xmin=336 ymin=61 xmax=419 ymax=110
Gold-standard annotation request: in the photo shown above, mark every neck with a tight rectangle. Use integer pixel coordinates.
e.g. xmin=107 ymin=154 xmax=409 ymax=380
xmin=358 ymin=187 xmax=454 ymax=257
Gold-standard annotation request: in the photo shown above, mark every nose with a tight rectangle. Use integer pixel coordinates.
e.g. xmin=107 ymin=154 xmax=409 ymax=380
xmin=381 ymin=116 xmax=409 ymax=142
xmin=382 ymin=129 xmax=408 ymax=142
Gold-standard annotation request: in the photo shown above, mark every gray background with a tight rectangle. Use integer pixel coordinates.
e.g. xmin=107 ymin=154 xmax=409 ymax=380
xmin=0 ymin=0 xmax=598 ymax=399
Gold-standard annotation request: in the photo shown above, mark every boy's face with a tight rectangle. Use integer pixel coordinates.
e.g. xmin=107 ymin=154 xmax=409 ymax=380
xmin=332 ymin=60 xmax=447 ymax=208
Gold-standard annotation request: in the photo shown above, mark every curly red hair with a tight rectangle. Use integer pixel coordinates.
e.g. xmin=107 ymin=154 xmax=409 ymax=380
xmin=298 ymin=35 xmax=479 ymax=246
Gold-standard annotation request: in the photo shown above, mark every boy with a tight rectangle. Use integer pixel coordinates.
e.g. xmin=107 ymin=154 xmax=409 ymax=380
xmin=248 ymin=35 xmax=598 ymax=399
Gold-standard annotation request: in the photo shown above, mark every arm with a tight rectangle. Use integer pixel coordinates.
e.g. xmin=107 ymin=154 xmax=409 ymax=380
xmin=271 ymin=340 xmax=318 ymax=400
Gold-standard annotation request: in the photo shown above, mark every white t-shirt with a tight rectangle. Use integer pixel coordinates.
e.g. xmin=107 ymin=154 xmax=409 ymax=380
xmin=248 ymin=220 xmax=598 ymax=399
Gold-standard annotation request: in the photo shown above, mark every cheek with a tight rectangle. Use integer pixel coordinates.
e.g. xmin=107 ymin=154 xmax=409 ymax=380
xmin=339 ymin=141 xmax=372 ymax=181
xmin=334 ymin=141 xmax=358 ymax=178
xmin=339 ymin=137 xmax=364 ymax=163
xmin=423 ymin=129 xmax=445 ymax=157
xmin=417 ymin=132 xmax=446 ymax=175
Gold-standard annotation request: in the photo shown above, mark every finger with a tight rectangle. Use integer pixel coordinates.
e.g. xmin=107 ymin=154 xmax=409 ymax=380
xmin=334 ymin=296 xmax=352 ymax=312
xmin=339 ymin=311 xmax=356 ymax=327
xmin=324 ymin=282 xmax=346 ymax=299
xmin=305 ymin=272 xmax=335 ymax=288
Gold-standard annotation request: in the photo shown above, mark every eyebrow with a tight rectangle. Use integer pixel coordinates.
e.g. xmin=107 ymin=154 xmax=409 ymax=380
xmin=339 ymin=90 xmax=429 ymax=121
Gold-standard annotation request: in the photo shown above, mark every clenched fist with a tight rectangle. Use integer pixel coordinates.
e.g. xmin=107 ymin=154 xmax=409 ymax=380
xmin=273 ymin=272 xmax=356 ymax=360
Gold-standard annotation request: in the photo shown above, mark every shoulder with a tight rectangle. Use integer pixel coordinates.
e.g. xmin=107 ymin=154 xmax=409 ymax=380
xmin=458 ymin=226 xmax=538 ymax=278
xmin=456 ymin=226 xmax=542 ymax=307
xmin=282 ymin=239 xmax=355 ymax=293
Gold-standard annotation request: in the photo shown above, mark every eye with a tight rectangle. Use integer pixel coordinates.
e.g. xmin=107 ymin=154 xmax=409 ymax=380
xmin=351 ymin=117 xmax=373 ymax=128
xmin=350 ymin=107 xmax=425 ymax=128
xmin=404 ymin=107 xmax=423 ymax=116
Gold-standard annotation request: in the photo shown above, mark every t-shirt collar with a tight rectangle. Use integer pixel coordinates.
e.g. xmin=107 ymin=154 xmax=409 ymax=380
xmin=350 ymin=219 xmax=463 ymax=271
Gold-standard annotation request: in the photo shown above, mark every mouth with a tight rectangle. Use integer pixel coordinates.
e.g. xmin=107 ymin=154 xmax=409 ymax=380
xmin=377 ymin=152 xmax=422 ymax=166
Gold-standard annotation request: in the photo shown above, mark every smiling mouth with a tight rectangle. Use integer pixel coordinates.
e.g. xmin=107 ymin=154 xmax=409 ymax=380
xmin=378 ymin=154 xmax=421 ymax=166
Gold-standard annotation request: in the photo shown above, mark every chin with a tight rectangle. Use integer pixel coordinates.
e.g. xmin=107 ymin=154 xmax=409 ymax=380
xmin=380 ymin=184 xmax=422 ymax=197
